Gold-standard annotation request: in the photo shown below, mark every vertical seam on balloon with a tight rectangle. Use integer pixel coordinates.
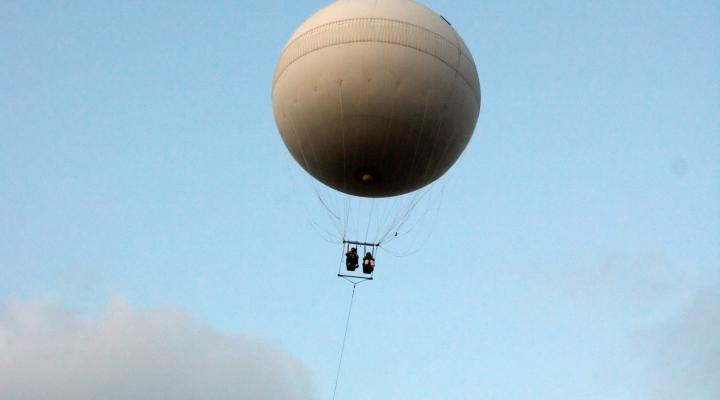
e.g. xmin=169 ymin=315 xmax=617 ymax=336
xmin=285 ymin=107 xmax=312 ymax=173
xmin=359 ymin=20 xmax=370 ymax=178
xmin=433 ymin=79 xmax=474 ymax=184
xmin=338 ymin=81 xmax=347 ymax=194
xmin=418 ymin=26 xmax=465 ymax=185
xmin=401 ymin=95 xmax=431 ymax=195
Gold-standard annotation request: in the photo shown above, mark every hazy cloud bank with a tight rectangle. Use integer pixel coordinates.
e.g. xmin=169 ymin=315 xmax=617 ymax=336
xmin=542 ymin=250 xmax=699 ymax=318
xmin=640 ymin=284 xmax=720 ymax=400
xmin=539 ymin=250 xmax=718 ymax=398
xmin=0 ymin=299 xmax=315 ymax=400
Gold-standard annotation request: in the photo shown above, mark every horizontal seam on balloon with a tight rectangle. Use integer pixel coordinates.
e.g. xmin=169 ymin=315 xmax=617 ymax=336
xmin=273 ymin=18 xmax=479 ymax=103
xmin=282 ymin=18 xmax=459 ymax=54
xmin=277 ymin=18 xmax=466 ymax=75
xmin=273 ymin=40 xmax=480 ymax=106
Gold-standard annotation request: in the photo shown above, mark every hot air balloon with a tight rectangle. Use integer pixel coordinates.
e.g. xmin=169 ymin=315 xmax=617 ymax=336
xmin=272 ymin=0 xmax=480 ymax=278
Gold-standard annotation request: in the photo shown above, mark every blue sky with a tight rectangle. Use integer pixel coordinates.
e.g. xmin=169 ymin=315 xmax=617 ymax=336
xmin=1 ymin=1 xmax=719 ymax=399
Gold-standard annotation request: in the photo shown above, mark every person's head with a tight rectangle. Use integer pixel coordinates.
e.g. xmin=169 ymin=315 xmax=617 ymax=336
xmin=351 ymin=247 xmax=356 ymax=253
xmin=366 ymin=252 xmax=372 ymax=257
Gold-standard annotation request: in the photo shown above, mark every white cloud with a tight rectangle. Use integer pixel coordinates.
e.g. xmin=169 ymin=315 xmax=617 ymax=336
xmin=541 ymin=250 xmax=702 ymax=320
xmin=0 ymin=298 xmax=315 ymax=400
xmin=537 ymin=249 xmax=718 ymax=398
xmin=641 ymin=284 xmax=720 ymax=400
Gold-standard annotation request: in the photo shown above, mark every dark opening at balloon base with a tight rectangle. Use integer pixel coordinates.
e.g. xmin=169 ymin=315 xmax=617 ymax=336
xmin=354 ymin=168 xmax=382 ymax=186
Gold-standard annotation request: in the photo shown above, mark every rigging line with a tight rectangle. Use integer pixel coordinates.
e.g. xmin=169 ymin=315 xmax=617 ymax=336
xmin=398 ymin=192 xmax=444 ymax=256
xmin=343 ymin=196 xmax=352 ymax=240
xmin=286 ymin=106 xmax=345 ymax=240
xmin=302 ymin=129 xmax=344 ymax=238
xmin=313 ymin=186 xmax=344 ymax=237
xmin=392 ymin=187 xmax=431 ymax=231
xmin=343 ymin=191 xmax=353 ymax=241
xmin=378 ymin=193 xmax=410 ymax=242
xmin=373 ymin=198 xmax=385 ymax=244
xmin=378 ymin=187 xmax=435 ymax=244
xmin=378 ymin=190 xmax=423 ymax=244
xmin=363 ymin=199 xmax=376 ymax=244
xmin=286 ymin=166 xmax=341 ymax=243
xmin=338 ymin=241 xmax=348 ymax=276
xmin=311 ymin=219 xmax=342 ymax=244
xmin=391 ymin=189 xmax=425 ymax=229
xmin=381 ymin=188 xmax=442 ymax=255
xmin=332 ymin=283 xmax=357 ymax=400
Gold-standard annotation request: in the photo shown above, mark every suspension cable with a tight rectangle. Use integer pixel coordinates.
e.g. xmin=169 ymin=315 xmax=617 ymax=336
xmin=331 ymin=283 xmax=357 ymax=400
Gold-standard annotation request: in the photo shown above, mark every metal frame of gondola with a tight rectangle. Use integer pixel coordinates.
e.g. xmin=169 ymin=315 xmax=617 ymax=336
xmin=337 ymin=240 xmax=379 ymax=284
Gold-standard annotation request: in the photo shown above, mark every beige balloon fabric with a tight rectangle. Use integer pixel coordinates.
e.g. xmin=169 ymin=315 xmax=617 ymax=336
xmin=272 ymin=0 xmax=480 ymax=197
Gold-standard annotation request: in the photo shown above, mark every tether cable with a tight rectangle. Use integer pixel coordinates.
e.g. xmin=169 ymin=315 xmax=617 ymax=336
xmin=331 ymin=283 xmax=357 ymax=400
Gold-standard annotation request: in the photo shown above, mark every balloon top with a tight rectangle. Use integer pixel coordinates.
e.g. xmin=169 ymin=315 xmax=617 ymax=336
xmin=285 ymin=0 xmax=458 ymax=47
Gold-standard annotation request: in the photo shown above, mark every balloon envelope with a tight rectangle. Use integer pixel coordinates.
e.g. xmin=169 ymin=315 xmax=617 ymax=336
xmin=272 ymin=0 xmax=481 ymax=197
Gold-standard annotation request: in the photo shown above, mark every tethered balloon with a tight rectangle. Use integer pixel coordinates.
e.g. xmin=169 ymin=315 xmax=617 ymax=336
xmin=272 ymin=0 xmax=480 ymax=197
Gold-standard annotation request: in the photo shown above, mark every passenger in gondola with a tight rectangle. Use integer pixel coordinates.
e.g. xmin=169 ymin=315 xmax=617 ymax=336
xmin=362 ymin=252 xmax=375 ymax=274
xmin=345 ymin=247 xmax=359 ymax=271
